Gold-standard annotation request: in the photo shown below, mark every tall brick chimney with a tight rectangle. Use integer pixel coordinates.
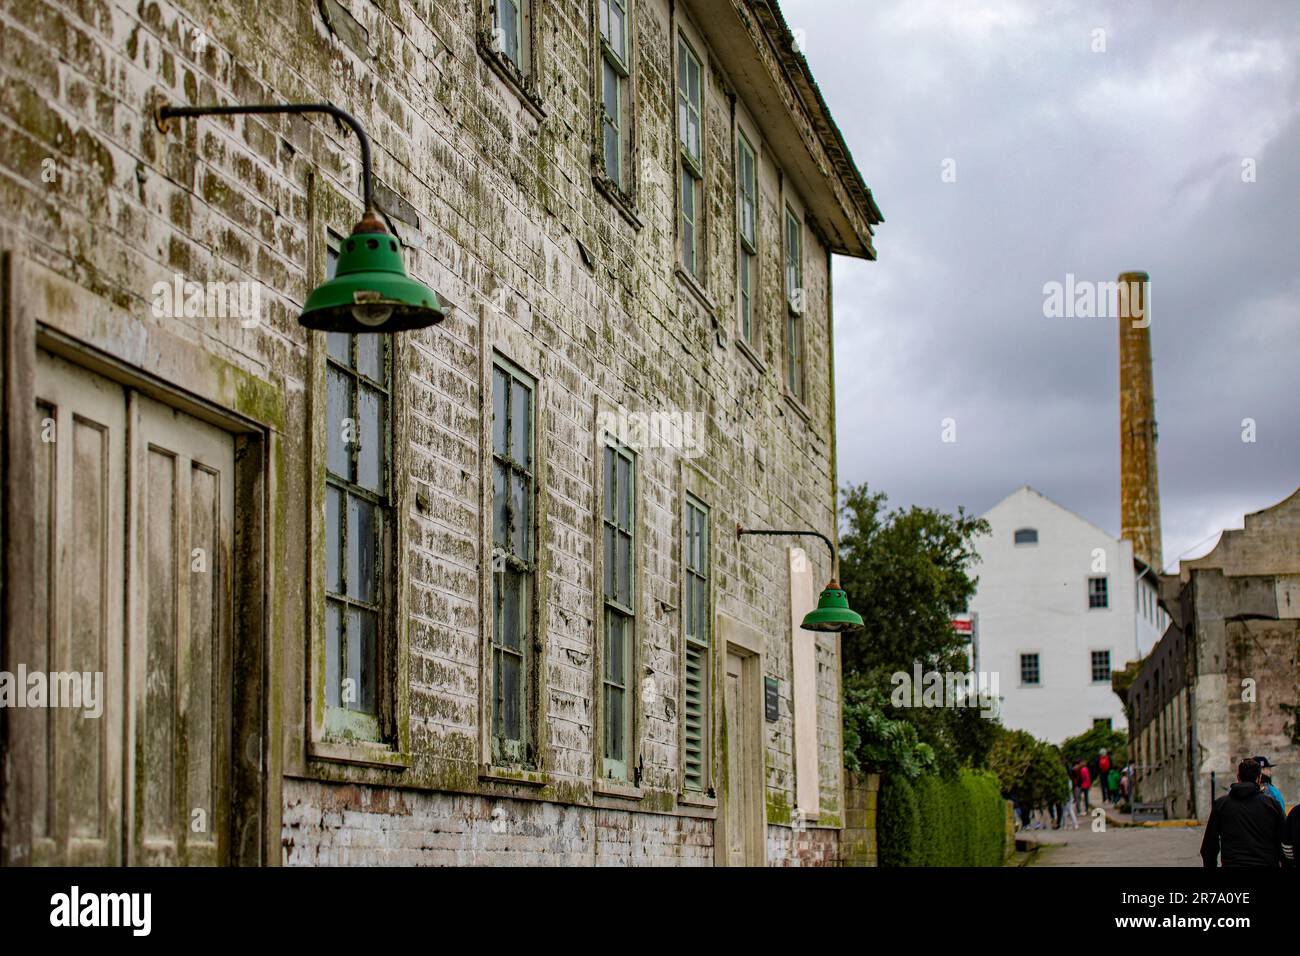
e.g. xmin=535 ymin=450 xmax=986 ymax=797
xmin=1118 ymin=271 xmax=1163 ymax=571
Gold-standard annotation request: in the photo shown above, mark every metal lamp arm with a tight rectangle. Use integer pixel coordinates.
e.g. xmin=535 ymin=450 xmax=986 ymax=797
xmin=156 ymin=101 xmax=375 ymax=211
xmin=736 ymin=526 xmax=840 ymax=584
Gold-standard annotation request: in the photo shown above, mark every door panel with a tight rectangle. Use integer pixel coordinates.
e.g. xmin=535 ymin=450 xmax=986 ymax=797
xmin=32 ymin=351 xmax=235 ymax=866
xmin=725 ymin=653 xmax=745 ymax=866
xmin=31 ymin=353 xmax=126 ymax=866
xmin=723 ymin=649 xmax=762 ymax=866
xmin=129 ymin=394 xmax=234 ymax=866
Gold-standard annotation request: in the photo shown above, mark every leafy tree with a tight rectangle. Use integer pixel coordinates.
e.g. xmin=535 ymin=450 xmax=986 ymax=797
xmin=838 ymin=483 xmax=991 ymax=775
xmin=1061 ymin=725 xmax=1128 ymax=768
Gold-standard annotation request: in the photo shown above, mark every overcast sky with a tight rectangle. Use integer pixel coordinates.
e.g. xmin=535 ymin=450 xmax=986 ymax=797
xmin=783 ymin=0 xmax=1300 ymax=572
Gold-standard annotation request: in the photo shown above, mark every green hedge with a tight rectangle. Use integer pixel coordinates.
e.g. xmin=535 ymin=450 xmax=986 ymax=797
xmin=878 ymin=769 xmax=1005 ymax=867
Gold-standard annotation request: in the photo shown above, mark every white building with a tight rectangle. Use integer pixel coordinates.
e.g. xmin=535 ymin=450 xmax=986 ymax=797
xmin=968 ymin=487 xmax=1165 ymax=744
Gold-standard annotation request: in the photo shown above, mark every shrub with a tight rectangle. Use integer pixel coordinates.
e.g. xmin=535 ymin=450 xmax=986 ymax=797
xmin=878 ymin=775 xmax=921 ymax=867
xmin=878 ymin=769 xmax=1005 ymax=866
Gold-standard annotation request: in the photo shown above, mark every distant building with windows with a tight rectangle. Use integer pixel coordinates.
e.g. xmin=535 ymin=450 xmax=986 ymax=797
xmin=968 ymin=487 xmax=1163 ymax=743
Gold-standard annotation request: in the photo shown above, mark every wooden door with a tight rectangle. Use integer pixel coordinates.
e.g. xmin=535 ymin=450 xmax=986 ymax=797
xmin=127 ymin=393 xmax=235 ymax=866
xmin=31 ymin=353 xmax=126 ymax=865
xmin=724 ymin=650 xmax=761 ymax=866
xmin=32 ymin=351 xmax=235 ymax=866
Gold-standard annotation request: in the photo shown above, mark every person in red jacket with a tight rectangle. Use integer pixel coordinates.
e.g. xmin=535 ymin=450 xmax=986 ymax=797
xmin=1078 ymin=762 xmax=1092 ymax=812
xmin=1098 ymin=750 xmax=1112 ymax=802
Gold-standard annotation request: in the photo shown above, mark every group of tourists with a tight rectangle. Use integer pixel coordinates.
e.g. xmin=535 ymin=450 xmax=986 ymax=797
xmin=1015 ymin=748 xmax=1132 ymax=831
xmin=1201 ymin=756 xmax=1299 ymax=868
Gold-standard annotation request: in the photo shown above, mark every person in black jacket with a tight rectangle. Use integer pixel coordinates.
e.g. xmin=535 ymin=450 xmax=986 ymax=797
xmin=1283 ymin=802 xmax=1300 ymax=869
xmin=1200 ymin=758 xmax=1284 ymax=867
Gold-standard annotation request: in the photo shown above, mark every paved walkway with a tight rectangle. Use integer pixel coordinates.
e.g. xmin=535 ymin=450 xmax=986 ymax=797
xmin=1025 ymin=821 xmax=1203 ymax=867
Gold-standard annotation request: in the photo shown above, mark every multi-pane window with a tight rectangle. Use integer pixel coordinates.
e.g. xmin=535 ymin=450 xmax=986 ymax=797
xmin=493 ymin=0 xmax=526 ymax=70
xmin=1088 ymin=575 xmax=1109 ymax=609
xmin=1091 ymin=650 xmax=1111 ymax=683
xmin=737 ymin=134 xmax=757 ymax=345
xmin=677 ymin=37 xmax=703 ymax=277
xmin=599 ymin=0 xmax=630 ymax=188
xmin=602 ymin=443 xmax=636 ymax=781
xmin=491 ymin=358 xmax=536 ymax=765
xmin=784 ymin=206 xmax=804 ymax=399
xmin=325 ymin=240 xmax=390 ymax=727
xmin=1014 ymin=527 xmax=1038 ymax=545
xmin=682 ymin=496 xmax=710 ymax=792
xmin=1020 ymin=653 xmax=1040 ymax=686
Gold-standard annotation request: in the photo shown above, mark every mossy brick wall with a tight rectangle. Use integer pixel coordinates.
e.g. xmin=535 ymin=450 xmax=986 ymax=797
xmin=0 ymin=0 xmax=848 ymax=863
xmin=841 ymin=772 xmax=878 ymax=866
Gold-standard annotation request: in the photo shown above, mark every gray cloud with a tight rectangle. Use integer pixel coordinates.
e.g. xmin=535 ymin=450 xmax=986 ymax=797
xmin=784 ymin=0 xmax=1300 ymax=569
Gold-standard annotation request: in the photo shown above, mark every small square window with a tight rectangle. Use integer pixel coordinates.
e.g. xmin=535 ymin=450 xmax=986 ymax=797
xmin=1020 ymin=653 xmax=1040 ymax=686
xmin=1091 ymin=650 xmax=1111 ymax=683
xmin=1013 ymin=528 xmax=1038 ymax=546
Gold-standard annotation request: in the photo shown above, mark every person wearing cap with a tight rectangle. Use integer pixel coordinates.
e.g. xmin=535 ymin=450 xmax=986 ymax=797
xmin=1200 ymin=758 xmax=1283 ymax=867
xmin=1254 ymin=756 xmax=1286 ymax=814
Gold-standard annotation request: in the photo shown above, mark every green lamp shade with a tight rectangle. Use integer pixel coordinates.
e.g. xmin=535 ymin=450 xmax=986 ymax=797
xmin=300 ymin=225 xmax=445 ymax=333
xmin=801 ymin=586 xmax=864 ymax=633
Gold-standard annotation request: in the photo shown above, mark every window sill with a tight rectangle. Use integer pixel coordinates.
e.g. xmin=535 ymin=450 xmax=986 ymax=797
xmin=736 ymin=335 xmax=765 ymax=372
xmin=593 ymin=778 xmax=644 ymax=801
xmin=675 ymin=266 xmax=716 ymax=316
xmin=476 ymin=31 xmax=546 ymax=120
xmin=480 ymin=764 xmax=549 ymax=787
xmin=1019 ymin=683 xmax=1042 ymax=690
xmin=309 ymin=738 xmax=412 ymax=770
xmin=592 ymin=170 xmax=643 ymax=229
xmin=783 ymin=390 xmax=812 ymax=424
xmin=677 ymin=790 xmax=717 ymax=810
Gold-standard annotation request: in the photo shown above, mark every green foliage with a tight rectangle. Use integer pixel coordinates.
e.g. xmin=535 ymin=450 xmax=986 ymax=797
xmin=843 ymin=682 xmax=936 ymax=780
xmin=837 ymin=483 xmax=993 ymax=775
xmin=1060 ymin=725 xmax=1128 ymax=768
xmin=877 ymin=775 xmax=920 ymax=867
xmin=878 ymin=769 xmax=1006 ymax=867
xmin=988 ymin=727 xmax=1070 ymax=806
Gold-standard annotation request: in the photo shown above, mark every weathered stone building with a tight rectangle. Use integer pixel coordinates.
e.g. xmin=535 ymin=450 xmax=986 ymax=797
xmin=0 ymin=0 xmax=881 ymax=865
xmin=1127 ymin=489 xmax=1300 ymax=821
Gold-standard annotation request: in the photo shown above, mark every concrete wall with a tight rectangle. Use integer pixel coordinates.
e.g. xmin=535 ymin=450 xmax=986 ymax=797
xmin=0 ymin=0 xmax=869 ymax=864
xmin=970 ymin=487 xmax=1133 ymax=742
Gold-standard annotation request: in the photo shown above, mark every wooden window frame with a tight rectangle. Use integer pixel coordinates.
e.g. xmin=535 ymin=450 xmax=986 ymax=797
xmin=680 ymin=489 xmax=712 ymax=796
xmin=478 ymin=0 xmax=546 ymax=118
xmin=489 ymin=354 xmax=539 ymax=768
xmin=592 ymin=0 xmax=638 ymax=220
xmin=736 ymin=132 xmax=759 ymax=349
xmin=307 ymin=184 xmax=411 ymax=770
xmin=783 ymin=203 xmax=806 ymax=402
xmin=477 ymin=309 xmax=550 ymax=786
xmin=676 ymin=32 xmax=705 ymax=281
